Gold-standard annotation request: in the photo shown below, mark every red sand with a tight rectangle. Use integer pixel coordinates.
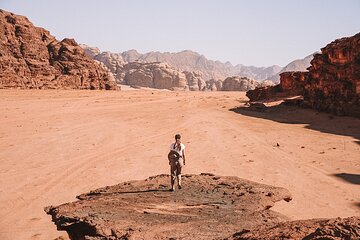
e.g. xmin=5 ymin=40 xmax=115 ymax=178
xmin=0 ymin=89 xmax=359 ymax=240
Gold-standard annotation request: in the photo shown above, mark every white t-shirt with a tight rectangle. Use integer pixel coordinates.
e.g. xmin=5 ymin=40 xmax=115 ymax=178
xmin=169 ymin=143 xmax=185 ymax=157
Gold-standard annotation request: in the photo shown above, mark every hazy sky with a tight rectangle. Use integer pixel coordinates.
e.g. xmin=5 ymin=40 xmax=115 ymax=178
xmin=1 ymin=0 xmax=360 ymax=67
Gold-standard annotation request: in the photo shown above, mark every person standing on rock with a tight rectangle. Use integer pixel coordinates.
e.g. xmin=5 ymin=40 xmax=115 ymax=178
xmin=168 ymin=134 xmax=186 ymax=191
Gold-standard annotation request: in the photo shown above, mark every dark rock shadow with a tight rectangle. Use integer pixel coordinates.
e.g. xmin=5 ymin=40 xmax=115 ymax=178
xmin=333 ymin=173 xmax=360 ymax=185
xmin=77 ymin=189 xmax=170 ymax=199
xmin=229 ymin=103 xmax=360 ymax=143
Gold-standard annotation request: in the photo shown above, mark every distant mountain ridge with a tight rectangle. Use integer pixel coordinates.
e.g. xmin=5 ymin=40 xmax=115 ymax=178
xmin=81 ymin=45 xmax=314 ymax=84
xmin=119 ymin=49 xmax=282 ymax=81
xmin=81 ymin=45 xmax=282 ymax=81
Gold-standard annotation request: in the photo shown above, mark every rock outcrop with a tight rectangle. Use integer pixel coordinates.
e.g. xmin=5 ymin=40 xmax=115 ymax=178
xmin=267 ymin=53 xmax=314 ymax=83
xmin=45 ymin=173 xmax=292 ymax=240
xmin=123 ymin=62 xmax=188 ymax=90
xmin=304 ymin=32 xmax=360 ymax=116
xmin=92 ymin=52 xmax=126 ymax=84
xmin=0 ymin=10 xmax=118 ymax=90
xmin=79 ymin=44 xmax=101 ymax=58
xmin=227 ymin=216 xmax=360 ymax=240
xmin=279 ymin=71 xmax=308 ymax=92
xmin=206 ymin=78 xmax=223 ymax=91
xmin=183 ymin=71 xmax=206 ymax=91
xmin=45 ymin=174 xmax=360 ymax=239
xmin=246 ymin=71 xmax=308 ymax=102
xmin=246 ymin=32 xmax=360 ymax=117
xmin=222 ymin=76 xmax=260 ymax=91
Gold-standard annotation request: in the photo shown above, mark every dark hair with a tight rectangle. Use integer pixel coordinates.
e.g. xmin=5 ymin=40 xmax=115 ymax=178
xmin=175 ymin=134 xmax=181 ymax=140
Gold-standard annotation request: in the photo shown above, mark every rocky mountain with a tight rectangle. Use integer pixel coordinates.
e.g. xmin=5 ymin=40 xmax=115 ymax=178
xmin=0 ymin=10 xmax=118 ymax=90
xmin=267 ymin=53 xmax=314 ymax=83
xmin=81 ymin=45 xmax=282 ymax=82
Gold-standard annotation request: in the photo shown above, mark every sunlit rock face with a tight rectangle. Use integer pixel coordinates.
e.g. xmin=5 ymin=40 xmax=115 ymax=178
xmin=246 ymin=32 xmax=360 ymax=117
xmin=0 ymin=10 xmax=118 ymax=90
xmin=304 ymin=32 xmax=360 ymax=116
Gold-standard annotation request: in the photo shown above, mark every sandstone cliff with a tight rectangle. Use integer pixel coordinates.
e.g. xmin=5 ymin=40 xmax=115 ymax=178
xmin=123 ymin=62 xmax=188 ymax=90
xmin=304 ymin=32 xmax=360 ymax=116
xmin=246 ymin=32 xmax=360 ymax=117
xmin=222 ymin=76 xmax=260 ymax=91
xmin=267 ymin=53 xmax=314 ymax=83
xmin=183 ymin=71 xmax=207 ymax=91
xmin=0 ymin=10 xmax=118 ymax=90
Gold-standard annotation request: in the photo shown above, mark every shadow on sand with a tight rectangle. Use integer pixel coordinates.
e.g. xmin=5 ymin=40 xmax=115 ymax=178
xmin=230 ymin=103 xmax=360 ymax=143
xmin=333 ymin=173 xmax=360 ymax=185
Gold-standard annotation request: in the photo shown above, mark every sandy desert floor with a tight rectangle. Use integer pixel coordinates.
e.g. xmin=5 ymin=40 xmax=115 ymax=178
xmin=0 ymin=89 xmax=359 ymax=240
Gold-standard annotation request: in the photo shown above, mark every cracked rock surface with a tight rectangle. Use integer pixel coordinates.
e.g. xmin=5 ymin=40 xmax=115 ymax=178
xmin=45 ymin=173 xmax=292 ymax=239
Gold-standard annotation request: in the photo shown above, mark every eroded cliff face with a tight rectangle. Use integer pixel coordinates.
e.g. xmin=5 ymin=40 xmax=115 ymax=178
xmin=183 ymin=71 xmax=207 ymax=91
xmin=222 ymin=76 xmax=260 ymax=91
xmin=246 ymin=71 xmax=308 ymax=102
xmin=279 ymin=71 xmax=308 ymax=93
xmin=246 ymin=32 xmax=360 ymax=117
xmin=122 ymin=62 xmax=188 ymax=90
xmin=0 ymin=10 xmax=118 ymax=90
xmin=304 ymin=33 xmax=360 ymax=116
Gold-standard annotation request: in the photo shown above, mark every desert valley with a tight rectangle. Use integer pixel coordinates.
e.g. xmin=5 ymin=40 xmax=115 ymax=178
xmin=0 ymin=5 xmax=359 ymax=240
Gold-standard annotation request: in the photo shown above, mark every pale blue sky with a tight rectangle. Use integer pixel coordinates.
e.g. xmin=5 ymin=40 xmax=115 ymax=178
xmin=1 ymin=0 xmax=360 ymax=67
